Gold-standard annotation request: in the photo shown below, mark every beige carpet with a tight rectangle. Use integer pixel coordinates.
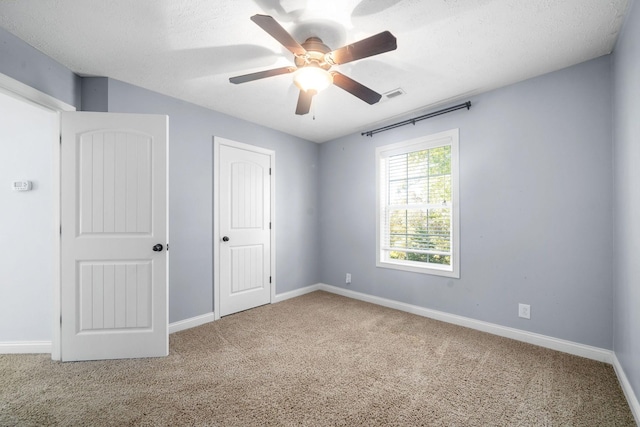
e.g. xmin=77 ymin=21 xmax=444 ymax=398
xmin=0 ymin=291 xmax=635 ymax=426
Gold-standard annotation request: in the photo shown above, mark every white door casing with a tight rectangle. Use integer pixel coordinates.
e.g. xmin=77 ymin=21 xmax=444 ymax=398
xmin=214 ymin=138 xmax=274 ymax=318
xmin=60 ymin=112 xmax=168 ymax=361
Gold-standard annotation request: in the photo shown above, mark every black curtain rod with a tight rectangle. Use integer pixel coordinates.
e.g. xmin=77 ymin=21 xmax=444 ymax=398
xmin=362 ymin=101 xmax=472 ymax=137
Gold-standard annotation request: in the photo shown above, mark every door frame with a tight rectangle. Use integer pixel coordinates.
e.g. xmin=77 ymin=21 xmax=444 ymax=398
xmin=213 ymin=137 xmax=276 ymax=320
xmin=0 ymin=73 xmax=75 ymax=361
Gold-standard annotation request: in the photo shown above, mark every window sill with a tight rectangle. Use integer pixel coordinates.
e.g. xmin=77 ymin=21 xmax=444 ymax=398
xmin=376 ymin=260 xmax=460 ymax=278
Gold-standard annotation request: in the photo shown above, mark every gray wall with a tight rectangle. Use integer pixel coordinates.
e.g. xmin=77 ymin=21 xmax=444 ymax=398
xmin=319 ymin=56 xmax=614 ymax=349
xmin=613 ymin=0 xmax=640 ymax=403
xmin=80 ymin=77 xmax=109 ymax=112
xmin=0 ymin=17 xmax=631 ymax=365
xmin=101 ymin=79 xmax=320 ymax=322
xmin=0 ymin=26 xmax=81 ymax=108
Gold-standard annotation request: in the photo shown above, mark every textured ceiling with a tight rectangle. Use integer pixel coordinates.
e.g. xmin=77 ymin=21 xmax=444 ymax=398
xmin=0 ymin=0 xmax=629 ymax=142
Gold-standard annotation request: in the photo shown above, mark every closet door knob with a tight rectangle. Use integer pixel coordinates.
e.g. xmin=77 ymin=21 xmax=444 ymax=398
xmin=152 ymin=244 xmax=164 ymax=252
xmin=222 ymin=236 xmax=230 ymax=242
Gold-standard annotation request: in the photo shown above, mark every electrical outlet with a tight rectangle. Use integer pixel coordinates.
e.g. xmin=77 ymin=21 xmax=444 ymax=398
xmin=346 ymin=273 xmax=351 ymax=284
xmin=518 ymin=303 xmax=531 ymax=319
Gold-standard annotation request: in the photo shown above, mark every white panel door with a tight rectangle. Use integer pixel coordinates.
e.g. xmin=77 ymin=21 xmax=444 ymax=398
xmin=218 ymin=143 xmax=271 ymax=316
xmin=60 ymin=112 xmax=168 ymax=361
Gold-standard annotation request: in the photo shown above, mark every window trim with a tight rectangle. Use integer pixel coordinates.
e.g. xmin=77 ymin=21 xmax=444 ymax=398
xmin=375 ymin=129 xmax=460 ymax=278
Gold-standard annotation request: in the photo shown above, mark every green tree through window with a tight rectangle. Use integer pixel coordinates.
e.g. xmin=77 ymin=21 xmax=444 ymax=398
xmin=387 ymin=146 xmax=451 ymax=266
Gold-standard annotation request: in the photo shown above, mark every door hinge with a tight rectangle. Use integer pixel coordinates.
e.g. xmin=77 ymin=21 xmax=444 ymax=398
xmin=59 ymin=135 xmax=62 ymax=145
xmin=269 ymin=276 xmax=272 ymax=284
xmin=269 ymin=222 xmax=271 ymax=229
xmin=60 ymin=225 xmax=62 ymax=235
xmin=60 ymin=315 xmax=62 ymax=327
xmin=269 ymin=168 xmax=271 ymax=175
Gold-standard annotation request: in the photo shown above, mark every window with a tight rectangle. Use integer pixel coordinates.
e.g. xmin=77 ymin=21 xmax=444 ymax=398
xmin=376 ymin=129 xmax=459 ymax=278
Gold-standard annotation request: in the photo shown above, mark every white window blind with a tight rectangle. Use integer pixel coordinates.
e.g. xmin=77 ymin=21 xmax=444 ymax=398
xmin=376 ymin=129 xmax=459 ymax=277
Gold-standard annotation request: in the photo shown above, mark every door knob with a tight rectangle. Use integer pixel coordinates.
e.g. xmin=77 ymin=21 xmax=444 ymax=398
xmin=222 ymin=236 xmax=230 ymax=242
xmin=153 ymin=244 xmax=164 ymax=252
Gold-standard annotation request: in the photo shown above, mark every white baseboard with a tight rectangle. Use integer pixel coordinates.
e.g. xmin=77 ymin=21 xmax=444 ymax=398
xmin=612 ymin=354 xmax=640 ymax=425
xmin=315 ymin=283 xmax=614 ymax=364
xmin=273 ymin=284 xmax=322 ymax=303
xmin=169 ymin=312 xmax=215 ymax=334
xmin=168 ymin=285 xmax=320 ymax=335
xmin=0 ymin=341 xmax=52 ymax=354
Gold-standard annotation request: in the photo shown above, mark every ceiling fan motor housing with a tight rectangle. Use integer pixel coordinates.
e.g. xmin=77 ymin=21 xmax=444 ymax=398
xmin=295 ymin=37 xmax=332 ymax=70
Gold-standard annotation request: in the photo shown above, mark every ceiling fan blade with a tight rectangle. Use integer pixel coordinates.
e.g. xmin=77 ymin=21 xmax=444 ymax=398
xmin=229 ymin=66 xmax=296 ymax=84
xmin=251 ymin=14 xmax=307 ymax=56
xmin=325 ymin=31 xmax=397 ymax=65
xmin=331 ymin=72 xmax=382 ymax=105
xmin=295 ymin=89 xmax=316 ymax=115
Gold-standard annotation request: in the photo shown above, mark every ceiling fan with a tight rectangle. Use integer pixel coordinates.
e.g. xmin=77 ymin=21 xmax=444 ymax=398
xmin=229 ymin=14 xmax=397 ymax=115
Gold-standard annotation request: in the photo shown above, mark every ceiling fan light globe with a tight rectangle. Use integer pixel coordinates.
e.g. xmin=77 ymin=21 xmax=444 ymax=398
xmin=293 ymin=67 xmax=333 ymax=93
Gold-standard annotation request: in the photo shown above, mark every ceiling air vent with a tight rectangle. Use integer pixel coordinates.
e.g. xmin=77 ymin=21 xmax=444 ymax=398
xmin=383 ymin=88 xmax=405 ymax=100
